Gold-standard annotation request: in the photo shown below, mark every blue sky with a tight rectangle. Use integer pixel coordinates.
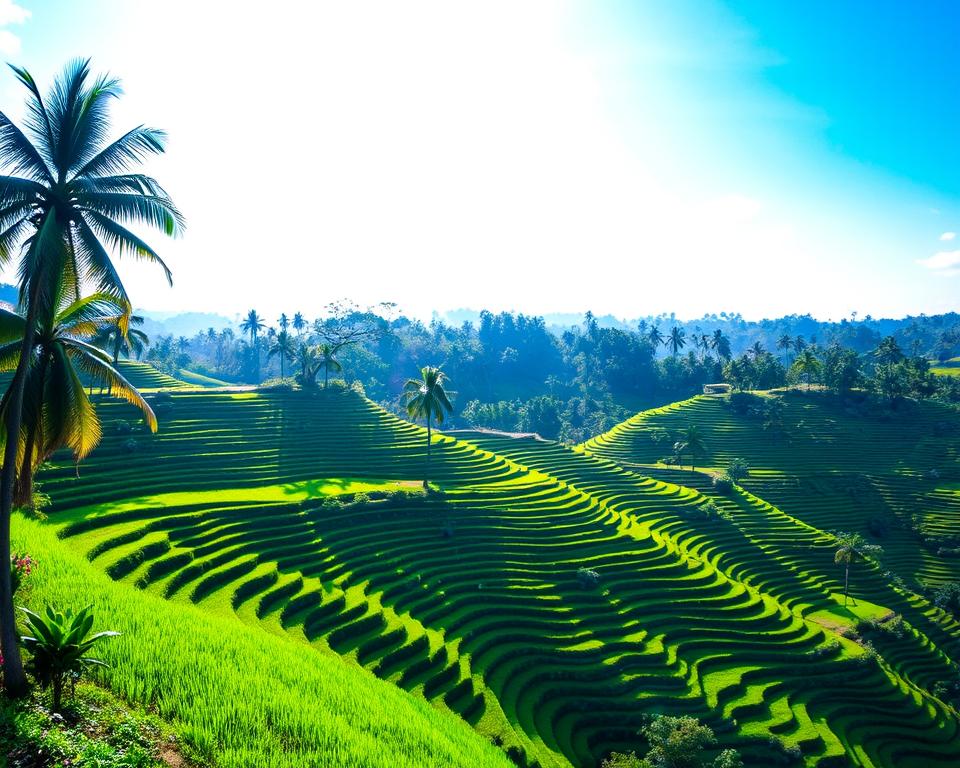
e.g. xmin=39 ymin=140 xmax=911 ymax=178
xmin=0 ymin=0 xmax=956 ymax=322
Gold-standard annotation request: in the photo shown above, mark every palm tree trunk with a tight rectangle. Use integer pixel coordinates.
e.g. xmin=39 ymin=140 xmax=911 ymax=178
xmin=14 ymin=349 xmax=51 ymax=509
xmin=0 ymin=279 xmax=41 ymax=698
xmin=280 ymin=352 xmax=284 ymax=379
xmin=424 ymin=415 xmax=431 ymax=489
xmin=843 ymin=563 xmax=850 ymax=607
xmin=324 ymin=366 xmax=329 ymax=389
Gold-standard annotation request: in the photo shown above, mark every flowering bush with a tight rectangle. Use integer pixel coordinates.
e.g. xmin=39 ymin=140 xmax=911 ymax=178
xmin=11 ymin=551 xmax=35 ymax=594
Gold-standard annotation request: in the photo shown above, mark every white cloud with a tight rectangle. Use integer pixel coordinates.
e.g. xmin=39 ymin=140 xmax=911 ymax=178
xmin=941 ymin=232 xmax=957 ymax=241
xmin=0 ymin=1 xmax=28 ymax=56
xmin=0 ymin=29 xmax=20 ymax=56
xmin=918 ymin=250 xmax=960 ymax=275
xmin=0 ymin=0 xmax=28 ymax=26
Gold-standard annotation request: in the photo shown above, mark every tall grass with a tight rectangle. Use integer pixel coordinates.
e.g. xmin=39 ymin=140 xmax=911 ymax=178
xmin=12 ymin=514 xmax=510 ymax=768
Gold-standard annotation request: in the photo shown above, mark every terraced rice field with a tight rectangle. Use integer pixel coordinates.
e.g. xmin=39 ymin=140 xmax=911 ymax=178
xmin=114 ymin=360 xmax=192 ymax=390
xmin=36 ymin=388 xmax=960 ymax=767
xmin=584 ymin=391 xmax=960 ymax=587
xmin=932 ymin=358 xmax=960 ymax=377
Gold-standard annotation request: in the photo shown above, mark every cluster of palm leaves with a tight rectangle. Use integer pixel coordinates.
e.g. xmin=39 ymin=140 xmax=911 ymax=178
xmin=0 ymin=59 xmax=181 ymax=696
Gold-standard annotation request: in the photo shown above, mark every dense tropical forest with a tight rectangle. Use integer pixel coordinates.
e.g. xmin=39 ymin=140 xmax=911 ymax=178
xmin=128 ymin=302 xmax=960 ymax=443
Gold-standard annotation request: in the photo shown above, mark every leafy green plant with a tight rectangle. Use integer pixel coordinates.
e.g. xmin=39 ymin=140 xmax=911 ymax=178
xmin=19 ymin=605 xmax=119 ymax=710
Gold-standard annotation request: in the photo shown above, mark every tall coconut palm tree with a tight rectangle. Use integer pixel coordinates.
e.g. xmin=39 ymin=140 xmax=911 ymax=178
xmin=240 ymin=309 xmax=265 ymax=346
xmin=748 ymin=341 xmax=766 ymax=360
xmin=673 ymin=424 xmax=707 ymax=473
xmin=278 ymin=313 xmax=289 ymax=333
xmin=794 ymin=335 xmax=807 ymax=354
xmin=316 ymin=343 xmax=342 ymax=389
xmin=0 ymin=59 xmax=181 ymax=696
xmin=0 ymin=285 xmax=156 ymax=507
xmin=833 ymin=531 xmax=882 ymax=607
xmin=776 ymin=334 xmax=794 ymax=364
xmin=267 ymin=330 xmax=295 ymax=379
xmin=793 ymin=349 xmax=822 ymax=390
xmin=647 ymin=325 xmax=665 ymax=349
xmin=292 ymin=312 xmax=307 ymax=337
xmin=403 ymin=366 xmax=454 ymax=488
xmin=667 ymin=326 xmax=686 ymax=358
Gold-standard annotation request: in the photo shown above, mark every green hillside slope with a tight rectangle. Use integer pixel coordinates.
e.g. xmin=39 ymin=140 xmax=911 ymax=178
xmin=11 ymin=514 xmax=512 ymax=768
xmin=34 ymin=388 xmax=960 ymax=767
xmin=583 ymin=390 xmax=960 ymax=587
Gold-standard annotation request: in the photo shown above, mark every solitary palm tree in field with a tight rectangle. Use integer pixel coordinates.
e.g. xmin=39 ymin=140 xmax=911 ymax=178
xmin=292 ymin=312 xmax=307 ymax=337
xmin=241 ymin=310 xmax=265 ymax=346
xmin=316 ymin=344 xmax=342 ymax=388
xmin=404 ymin=366 xmax=454 ymax=488
xmin=833 ymin=531 xmax=882 ymax=607
xmin=777 ymin=334 xmax=794 ymax=363
xmin=794 ymin=349 xmax=822 ymax=389
xmin=673 ymin=424 xmax=707 ymax=473
xmin=0 ymin=59 xmax=181 ymax=695
xmin=268 ymin=329 xmax=295 ymax=379
xmin=711 ymin=329 xmax=731 ymax=361
xmin=0 ymin=284 xmax=157 ymax=506
xmin=668 ymin=326 xmax=686 ymax=357
xmin=647 ymin=325 xmax=665 ymax=349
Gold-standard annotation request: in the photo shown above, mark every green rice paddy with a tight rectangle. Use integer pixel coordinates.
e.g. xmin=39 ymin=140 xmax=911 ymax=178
xmin=23 ymin=386 xmax=960 ymax=767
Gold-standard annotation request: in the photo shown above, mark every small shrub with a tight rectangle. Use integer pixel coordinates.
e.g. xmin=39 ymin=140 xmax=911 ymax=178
xmin=122 ymin=438 xmax=139 ymax=454
xmin=19 ymin=605 xmax=120 ymax=711
xmin=576 ymin=567 xmax=601 ymax=589
xmin=697 ymin=500 xmax=720 ymax=520
xmin=115 ymin=420 xmax=132 ymax=435
xmin=713 ymin=474 xmax=735 ymax=495
xmin=726 ymin=457 xmax=750 ymax=483
xmin=601 ymin=753 xmax=642 ymax=768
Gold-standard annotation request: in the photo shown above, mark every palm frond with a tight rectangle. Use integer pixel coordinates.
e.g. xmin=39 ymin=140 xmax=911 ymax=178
xmin=8 ymin=64 xmax=57 ymax=171
xmin=71 ymin=216 xmax=128 ymax=302
xmin=73 ymin=173 xmax=167 ymax=196
xmin=81 ymin=209 xmax=172 ymax=285
xmin=72 ymin=126 xmax=167 ymax=180
xmin=44 ymin=343 xmax=101 ymax=460
xmin=74 ymin=191 xmax=184 ymax=237
xmin=67 ymin=340 xmax=156 ymax=432
xmin=66 ymin=70 xmax=123 ymax=175
xmin=47 ymin=57 xmax=93 ymax=179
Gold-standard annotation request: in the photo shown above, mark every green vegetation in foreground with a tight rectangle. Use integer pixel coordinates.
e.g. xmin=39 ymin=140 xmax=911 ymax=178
xmin=1 ymin=680 xmax=198 ymax=768
xmin=11 ymin=514 xmax=512 ymax=768
xmin=37 ymin=387 xmax=960 ymax=767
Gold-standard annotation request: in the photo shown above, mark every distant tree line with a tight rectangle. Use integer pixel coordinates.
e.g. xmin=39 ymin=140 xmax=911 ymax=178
xmin=147 ymin=308 xmax=960 ymax=444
